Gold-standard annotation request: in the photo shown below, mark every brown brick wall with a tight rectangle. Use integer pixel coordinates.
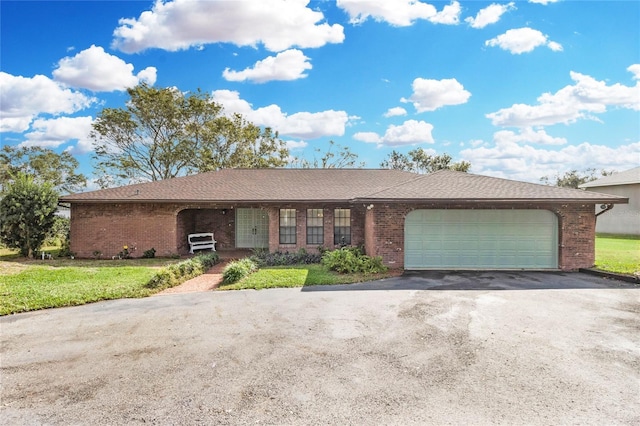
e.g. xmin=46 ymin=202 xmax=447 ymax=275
xmin=267 ymin=204 xmax=366 ymax=253
xmin=70 ymin=201 xmax=596 ymax=270
xmin=364 ymin=203 xmax=597 ymax=271
xmin=70 ymin=203 xmax=181 ymax=258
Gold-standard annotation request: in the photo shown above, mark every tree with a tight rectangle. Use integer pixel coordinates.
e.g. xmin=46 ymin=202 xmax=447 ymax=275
xmin=292 ymin=140 xmax=365 ymax=168
xmin=0 ymin=173 xmax=58 ymax=257
xmin=91 ymin=84 xmax=289 ymax=188
xmin=380 ymin=148 xmax=471 ymax=173
xmin=540 ymin=168 xmax=616 ymax=189
xmin=0 ymin=146 xmax=87 ymax=195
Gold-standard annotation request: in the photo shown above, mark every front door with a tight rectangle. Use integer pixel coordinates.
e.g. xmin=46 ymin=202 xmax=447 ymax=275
xmin=236 ymin=208 xmax=269 ymax=248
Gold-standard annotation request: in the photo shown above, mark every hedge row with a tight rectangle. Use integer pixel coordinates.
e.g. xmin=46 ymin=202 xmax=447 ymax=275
xmin=145 ymin=253 xmax=219 ymax=290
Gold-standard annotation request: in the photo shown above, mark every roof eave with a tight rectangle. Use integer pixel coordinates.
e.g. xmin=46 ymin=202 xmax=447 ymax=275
xmin=59 ymin=198 xmax=358 ymax=204
xmin=355 ymin=197 xmax=629 ymax=204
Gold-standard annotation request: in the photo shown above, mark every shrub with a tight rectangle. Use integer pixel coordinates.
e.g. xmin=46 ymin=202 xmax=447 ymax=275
xmin=145 ymin=253 xmax=219 ymax=290
xmin=321 ymin=247 xmax=387 ymax=274
xmin=250 ymin=248 xmax=321 ymax=266
xmin=222 ymin=258 xmax=258 ymax=284
xmin=142 ymin=248 xmax=156 ymax=258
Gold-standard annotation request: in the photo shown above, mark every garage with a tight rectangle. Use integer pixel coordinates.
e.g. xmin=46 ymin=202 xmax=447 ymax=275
xmin=404 ymin=209 xmax=558 ymax=269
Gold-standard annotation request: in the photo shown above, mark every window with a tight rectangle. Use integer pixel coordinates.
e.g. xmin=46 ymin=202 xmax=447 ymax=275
xmin=306 ymin=209 xmax=324 ymax=245
xmin=334 ymin=208 xmax=351 ymax=245
xmin=279 ymin=209 xmax=296 ymax=244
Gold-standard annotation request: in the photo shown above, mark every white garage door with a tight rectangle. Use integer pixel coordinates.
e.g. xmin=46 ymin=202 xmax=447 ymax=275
xmin=405 ymin=209 xmax=558 ymax=269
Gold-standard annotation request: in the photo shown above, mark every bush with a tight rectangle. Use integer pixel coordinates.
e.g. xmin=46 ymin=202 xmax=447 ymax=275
xmin=250 ymin=248 xmax=321 ymax=266
xmin=142 ymin=248 xmax=156 ymax=258
xmin=321 ymin=247 xmax=387 ymax=274
xmin=222 ymin=258 xmax=258 ymax=284
xmin=145 ymin=253 xmax=219 ymax=290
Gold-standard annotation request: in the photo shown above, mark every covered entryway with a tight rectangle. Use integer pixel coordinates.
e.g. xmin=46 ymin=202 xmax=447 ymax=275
xmin=404 ymin=209 xmax=558 ymax=269
xmin=236 ymin=208 xmax=269 ymax=248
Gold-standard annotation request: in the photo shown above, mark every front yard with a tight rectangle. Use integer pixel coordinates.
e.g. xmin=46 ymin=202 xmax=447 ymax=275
xmin=1 ymin=234 xmax=637 ymax=315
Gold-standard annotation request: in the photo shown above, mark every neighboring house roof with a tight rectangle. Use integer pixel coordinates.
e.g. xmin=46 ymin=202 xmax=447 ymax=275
xmin=579 ymin=167 xmax=640 ymax=188
xmin=60 ymin=169 xmax=628 ymax=204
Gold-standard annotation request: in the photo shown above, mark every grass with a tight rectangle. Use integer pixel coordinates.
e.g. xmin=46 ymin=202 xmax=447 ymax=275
xmin=0 ymin=249 xmax=182 ymax=315
xmin=594 ymin=234 xmax=640 ymax=276
xmin=218 ymin=264 xmax=401 ymax=290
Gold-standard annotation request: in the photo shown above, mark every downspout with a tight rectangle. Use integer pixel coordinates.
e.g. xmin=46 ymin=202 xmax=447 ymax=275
xmin=595 ymin=203 xmax=614 ymax=218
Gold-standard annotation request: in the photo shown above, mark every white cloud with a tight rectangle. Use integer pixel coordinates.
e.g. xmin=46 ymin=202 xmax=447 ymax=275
xmin=354 ymin=119 xmax=434 ymax=147
xmin=222 ymin=49 xmax=312 ymax=83
xmin=337 ymin=0 xmax=460 ymax=26
xmin=19 ymin=116 xmax=94 ymax=154
xmin=461 ymin=139 xmax=640 ymax=183
xmin=353 ymin=131 xmax=382 ymax=144
xmin=383 ymin=107 xmax=407 ymax=117
xmin=211 ymin=89 xmax=349 ymax=139
xmin=52 ymin=45 xmax=157 ymax=92
xmin=487 ymin=68 xmax=640 ymax=127
xmin=465 ymin=2 xmax=515 ymax=29
xmin=401 ymin=77 xmax=471 ymax=112
xmin=285 ymin=139 xmax=308 ymax=150
xmin=628 ymin=64 xmax=640 ymax=80
xmin=493 ymin=127 xmax=567 ymax=145
xmin=528 ymin=0 xmax=559 ymax=4
xmin=0 ymin=72 xmax=95 ymax=133
xmin=112 ymin=0 xmax=344 ymax=53
xmin=485 ymin=27 xmax=562 ymax=54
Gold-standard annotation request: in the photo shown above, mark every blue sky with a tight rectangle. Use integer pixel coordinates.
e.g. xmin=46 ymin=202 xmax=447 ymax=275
xmin=1 ymin=0 xmax=639 ymax=187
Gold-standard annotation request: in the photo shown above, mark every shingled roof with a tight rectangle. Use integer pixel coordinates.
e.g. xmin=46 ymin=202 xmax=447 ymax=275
xmin=60 ymin=169 xmax=628 ymax=204
xmin=579 ymin=167 xmax=640 ymax=188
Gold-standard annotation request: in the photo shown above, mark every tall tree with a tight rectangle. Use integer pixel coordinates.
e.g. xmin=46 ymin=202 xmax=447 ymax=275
xmin=91 ymin=84 xmax=289 ymax=188
xmin=292 ymin=140 xmax=364 ymax=169
xmin=380 ymin=149 xmax=471 ymax=173
xmin=0 ymin=173 xmax=58 ymax=257
xmin=540 ymin=168 xmax=616 ymax=189
xmin=0 ymin=146 xmax=87 ymax=195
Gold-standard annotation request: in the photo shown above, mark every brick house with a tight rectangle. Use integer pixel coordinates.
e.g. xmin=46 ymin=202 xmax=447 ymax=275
xmin=59 ymin=169 xmax=627 ymax=271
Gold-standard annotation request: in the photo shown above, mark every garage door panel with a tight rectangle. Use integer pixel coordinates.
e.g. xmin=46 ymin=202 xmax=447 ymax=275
xmin=405 ymin=209 xmax=557 ymax=269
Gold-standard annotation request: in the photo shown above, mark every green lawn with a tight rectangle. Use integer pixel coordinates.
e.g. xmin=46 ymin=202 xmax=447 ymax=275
xmin=218 ymin=264 xmax=401 ymax=291
xmin=594 ymin=234 xmax=640 ymax=276
xmin=0 ymin=251 xmax=181 ymax=315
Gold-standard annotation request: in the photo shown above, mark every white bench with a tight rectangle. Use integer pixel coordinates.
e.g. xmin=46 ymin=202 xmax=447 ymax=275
xmin=188 ymin=232 xmax=217 ymax=254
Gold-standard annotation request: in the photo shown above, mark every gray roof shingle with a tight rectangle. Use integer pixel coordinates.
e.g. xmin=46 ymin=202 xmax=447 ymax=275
xmin=579 ymin=167 xmax=640 ymax=188
xmin=59 ymin=168 xmax=628 ymax=204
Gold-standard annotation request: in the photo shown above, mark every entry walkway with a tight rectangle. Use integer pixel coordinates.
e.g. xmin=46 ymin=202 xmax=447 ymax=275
xmin=156 ymin=249 xmax=251 ymax=295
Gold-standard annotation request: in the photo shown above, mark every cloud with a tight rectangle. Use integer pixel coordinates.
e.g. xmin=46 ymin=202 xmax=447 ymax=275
xmin=222 ymin=49 xmax=312 ymax=83
xmin=354 ymin=119 xmax=434 ymax=147
xmin=528 ymin=0 xmax=559 ymax=4
xmin=460 ymin=139 xmax=640 ymax=183
xmin=52 ymin=45 xmax=157 ymax=92
xmin=485 ymin=27 xmax=562 ymax=54
xmin=211 ymin=89 xmax=349 ymax=139
xmin=19 ymin=116 xmax=95 ymax=154
xmin=383 ymin=107 xmax=407 ymax=117
xmin=401 ymin=77 xmax=471 ymax=112
xmin=284 ymin=139 xmax=308 ymax=150
xmin=628 ymin=64 xmax=640 ymax=80
xmin=486 ymin=67 xmax=640 ymax=127
xmin=465 ymin=2 xmax=515 ymax=29
xmin=112 ymin=0 xmax=344 ymax=53
xmin=337 ymin=0 xmax=460 ymax=26
xmin=493 ymin=128 xmax=567 ymax=145
xmin=0 ymin=72 xmax=96 ymax=133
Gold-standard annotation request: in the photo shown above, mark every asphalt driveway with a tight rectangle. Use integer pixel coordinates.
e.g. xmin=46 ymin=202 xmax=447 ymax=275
xmin=1 ymin=272 xmax=638 ymax=425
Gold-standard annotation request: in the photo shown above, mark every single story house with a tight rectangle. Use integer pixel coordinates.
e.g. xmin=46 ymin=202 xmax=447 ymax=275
xmin=579 ymin=167 xmax=640 ymax=235
xmin=59 ymin=169 xmax=628 ymax=271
